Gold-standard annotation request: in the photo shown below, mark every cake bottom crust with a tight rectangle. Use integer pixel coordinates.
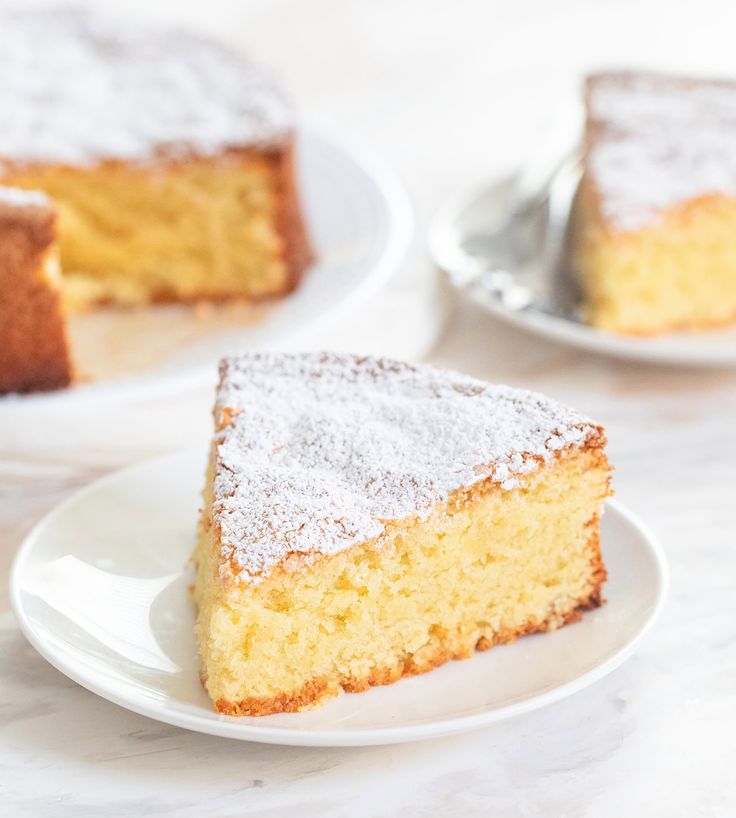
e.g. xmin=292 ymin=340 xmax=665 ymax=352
xmin=0 ymin=226 xmax=73 ymax=394
xmin=212 ymin=563 xmax=605 ymax=717
xmin=585 ymin=306 xmax=736 ymax=338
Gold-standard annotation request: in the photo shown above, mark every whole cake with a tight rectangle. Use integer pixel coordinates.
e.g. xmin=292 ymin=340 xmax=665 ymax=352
xmin=0 ymin=188 xmax=72 ymax=394
xmin=571 ymin=71 xmax=736 ymax=335
xmin=193 ymin=352 xmax=611 ymax=716
xmin=0 ymin=8 xmax=311 ymax=392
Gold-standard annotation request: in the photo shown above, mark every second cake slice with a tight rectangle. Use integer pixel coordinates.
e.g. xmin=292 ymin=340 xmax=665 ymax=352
xmin=193 ymin=352 xmax=611 ymax=715
xmin=572 ymin=71 xmax=736 ymax=335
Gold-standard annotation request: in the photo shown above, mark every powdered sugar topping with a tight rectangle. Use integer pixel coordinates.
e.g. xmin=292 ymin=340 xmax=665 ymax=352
xmin=0 ymin=8 xmax=292 ymax=166
xmin=587 ymin=72 xmax=736 ymax=231
xmin=0 ymin=186 xmax=49 ymax=208
xmin=212 ymin=353 xmax=600 ymax=584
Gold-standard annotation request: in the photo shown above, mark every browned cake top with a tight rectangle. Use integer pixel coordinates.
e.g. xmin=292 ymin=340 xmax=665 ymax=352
xmin=0 ymin=7 xmax=293 ymax=167
xmin=586 ymin=71 xmax=736 ymax=231
xmin=212 ymin=352 xmax=603 ymax=584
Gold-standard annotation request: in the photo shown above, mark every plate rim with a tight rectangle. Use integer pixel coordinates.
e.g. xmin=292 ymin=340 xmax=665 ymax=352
xmin=431 ymin=177 xmax=736 ymax=368
xmin=0 ymin=124 xmax=414 ymax=411
xmin=9 ymin=450 xmax=669 ymax=747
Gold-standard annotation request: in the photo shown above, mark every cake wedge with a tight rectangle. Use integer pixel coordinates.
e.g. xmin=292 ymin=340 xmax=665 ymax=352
xmin=193 ymin=352 xmax=611 ymax=715
xmin=571 ymin=71 xmax=736 ymax=335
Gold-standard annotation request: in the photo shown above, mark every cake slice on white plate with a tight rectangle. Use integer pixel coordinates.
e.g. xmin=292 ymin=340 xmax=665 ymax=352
xmin=192 ymin=352 xmax=611 ymax=715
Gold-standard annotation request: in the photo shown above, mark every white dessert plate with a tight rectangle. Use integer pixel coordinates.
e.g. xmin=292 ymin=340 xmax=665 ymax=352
xmin=1 ymin=126 xmax=412 ymax=408
xmin=431 ymin=152 xmax=736 ymax=367
xmin=10 ymin=448 xmax=667 ymax=747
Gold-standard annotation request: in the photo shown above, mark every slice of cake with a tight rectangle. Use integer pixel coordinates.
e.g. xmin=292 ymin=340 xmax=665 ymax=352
xmin=193 ymin=352 xmax=611 ymax=716
xmin=0 ymin=188 xmax=72 ymax=394
xmin=571 ymin=70 xmax=736 ymax=335
xmin=0 ymin=8 xmax=312 ymax=310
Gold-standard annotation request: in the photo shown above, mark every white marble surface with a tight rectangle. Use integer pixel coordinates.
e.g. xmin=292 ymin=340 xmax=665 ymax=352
xmin=2 ymin=1 xmax=736 ymax=815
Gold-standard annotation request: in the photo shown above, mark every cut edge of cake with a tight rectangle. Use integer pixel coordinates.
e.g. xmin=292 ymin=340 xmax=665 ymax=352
xmin=192 ymin=352 xmax=612 ymax=716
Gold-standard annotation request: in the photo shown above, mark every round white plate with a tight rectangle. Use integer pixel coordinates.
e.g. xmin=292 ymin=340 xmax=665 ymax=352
xmin=2 ymin=127 xmax=412 ymax=408
xmin=11 ymin=449 xmax=667 ymax=747
xmin=431 ymin=158 xmax=736 ymax=367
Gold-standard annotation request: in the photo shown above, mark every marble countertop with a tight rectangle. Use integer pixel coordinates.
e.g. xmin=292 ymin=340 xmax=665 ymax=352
xmin=2 ymin=1 xmax=736 ymax=815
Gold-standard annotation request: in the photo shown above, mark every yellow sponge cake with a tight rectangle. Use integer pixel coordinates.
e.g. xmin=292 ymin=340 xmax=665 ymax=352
xmin=0 ymin=8 xmax=311 ymax=311
xmin=571 ymin=71 xmax=736 ymax=335
xmin=193 ymin=352 xmax=611 ymax=715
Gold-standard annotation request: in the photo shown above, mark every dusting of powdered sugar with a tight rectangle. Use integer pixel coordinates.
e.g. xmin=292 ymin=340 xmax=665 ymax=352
xmin=0 ymin=186 xmax=49 ymax=208
xmin=211 ymin=352 xmax=600 ymax=584
xmin=587 ymin=71 xmax=736 ymax=231
xmin=0 ymin=7 xmax=292 ymax=166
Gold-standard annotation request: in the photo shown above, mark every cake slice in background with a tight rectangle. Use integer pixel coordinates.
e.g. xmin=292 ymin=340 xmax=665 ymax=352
xmin=0 ymin=188 xmax=72 ymax=394
xmin=0 ymin=7 xmax=312 ymax=310
xmin=571 ymin=71 xmax=736 ymax=335
xmin=193 ymin=352 xmax=611 ymax=716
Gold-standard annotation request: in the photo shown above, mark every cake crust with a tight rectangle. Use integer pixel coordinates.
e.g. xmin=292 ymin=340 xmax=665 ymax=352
xmin=272 ymin=142 xmax=314 ymax=294
xmin=0 ymin=191 xmax=72 ymax=393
